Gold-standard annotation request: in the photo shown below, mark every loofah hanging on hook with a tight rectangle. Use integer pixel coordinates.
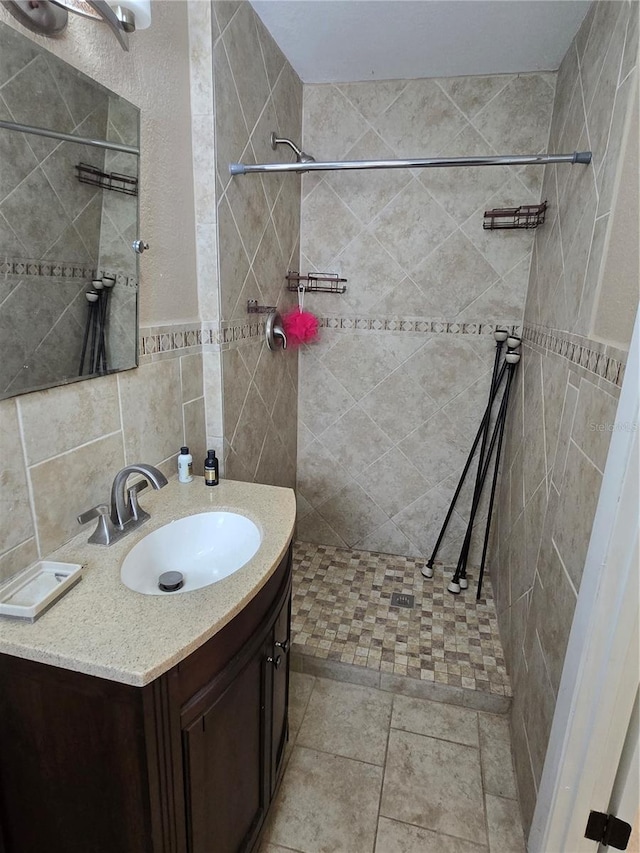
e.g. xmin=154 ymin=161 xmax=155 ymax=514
xmin=281 ymin=284 xmax=319 ymax=347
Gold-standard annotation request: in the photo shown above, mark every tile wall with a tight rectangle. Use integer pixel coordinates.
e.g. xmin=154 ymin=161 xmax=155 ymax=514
xmin=0 ymin=325 xmax=205 ymax=583
xmin=489 ymin=0 xmax=638 ymax=831
xmin=209 ymin=3 xmax=302 ymax=487
xmin=297 ymin=72 xmax=555 ymax=556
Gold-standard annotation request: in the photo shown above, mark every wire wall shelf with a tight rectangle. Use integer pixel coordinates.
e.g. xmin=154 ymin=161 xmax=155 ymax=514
xmin=286 ymin=271 xmax=347 ymax=294
xmin=75 ymin=163 xmax=139 ymax=196
xmin=483 ymin=201 xmax=547 ymax=230
xmin=247 ymin=300 xmax=276 ymax=314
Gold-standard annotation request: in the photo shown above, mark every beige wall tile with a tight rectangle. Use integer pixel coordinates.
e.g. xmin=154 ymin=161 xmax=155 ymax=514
xmin=180 ymin=352 xmax=204 ymax=404
xmin=320 ymin=407 xmax=393 ymax=480
xmin=571 ymin=378 xmax=620 ymax=471
xmin=392 ymin=485 xmax=467 ymax=556
xmin=297 ymin=439 xmax=353 ymax=508
xmin=183 ymin=396 xmax=206 ymax=477
xmin=357 ymin=447 xmax=430 ymax=519
xmin=552 ymin=439 xmax=603 ymax=592
xmin=533 ymin=542 xmax=577 ymax=694
xmin=317 ymin=481 xmax=389 ymax=547
xmin=31 ymin=431 xmax=124 ymax=556
xmin=0 ymin=399 xmax=35 ymax=556
xmin=0 ymin=538 xmax=38 ymax=583
xmin=355 ymin=520 xmax=421 ymax=557
xmin=296 ymin=509 xmax=348 ymax=548
xmin=593 ymin=88 xmax=639 ymax=346
xmin=119 ymin=359 xmax=183 ymax=466
xmin=18 ymin=375 xmax=120 ymax=466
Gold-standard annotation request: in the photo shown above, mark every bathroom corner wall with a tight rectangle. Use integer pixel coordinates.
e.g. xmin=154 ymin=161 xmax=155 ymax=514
xmin=490 ymin=0 xmax=638 ymax=831
xmin=0 ymin=2 xmax=205 ymax=580
xmin=297 ymin=73 xmax=555 ymax=555
xmin=211 ymin=1 xmax=302 ymax=489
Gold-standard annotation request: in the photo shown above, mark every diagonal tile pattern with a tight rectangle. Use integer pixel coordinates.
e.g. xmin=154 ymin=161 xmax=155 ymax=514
xmin=207 ymin=2 xmax=303 ymax=490
xmin=488 ymin=1 xmax=637 ymax=833
xmin=298 ymin=72 xmax=555 ymax=556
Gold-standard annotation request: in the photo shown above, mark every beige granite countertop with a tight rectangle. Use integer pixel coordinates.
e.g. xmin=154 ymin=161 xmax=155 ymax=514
xmin=0 ymin=478 xmax=296 ymax=687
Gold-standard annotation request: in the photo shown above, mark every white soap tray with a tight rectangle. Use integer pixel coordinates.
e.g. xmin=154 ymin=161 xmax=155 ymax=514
xmin=0 ymin=561 xmax=83 ymax=622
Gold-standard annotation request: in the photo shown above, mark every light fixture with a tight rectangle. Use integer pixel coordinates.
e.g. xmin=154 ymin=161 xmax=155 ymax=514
xmin=5 ymin=0 xmax=151 ymax=51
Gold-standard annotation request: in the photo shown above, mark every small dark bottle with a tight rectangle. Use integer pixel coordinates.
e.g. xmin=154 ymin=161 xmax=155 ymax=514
xmin=204 ymin=449 xmax=219 ymax=486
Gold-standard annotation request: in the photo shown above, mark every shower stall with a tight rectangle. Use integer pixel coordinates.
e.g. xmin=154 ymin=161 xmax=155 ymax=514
xmin=228 ymin=70 xmax=578 ymax=706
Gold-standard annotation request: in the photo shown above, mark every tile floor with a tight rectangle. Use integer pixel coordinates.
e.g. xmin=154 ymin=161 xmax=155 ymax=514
xmin=260 ymin=673 xmax=526 ymax=853
xmin=291 ymin=542 xmax=511 ymax=699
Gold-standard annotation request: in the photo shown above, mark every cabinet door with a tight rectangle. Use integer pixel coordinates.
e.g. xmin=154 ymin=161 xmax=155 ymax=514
xmin=183 ymin=644 xmax=268 ymax=853
xmin=269 ymin=594 xmax=291 ymax=795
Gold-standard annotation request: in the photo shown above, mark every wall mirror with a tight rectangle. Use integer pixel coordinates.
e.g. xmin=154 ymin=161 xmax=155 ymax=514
xmin=0 ymin=20 xmax=140 ymax=400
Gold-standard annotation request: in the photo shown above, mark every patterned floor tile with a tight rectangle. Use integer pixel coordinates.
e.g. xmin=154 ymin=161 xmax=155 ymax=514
xmin=291 ymin=542 xmax=511 ymax=697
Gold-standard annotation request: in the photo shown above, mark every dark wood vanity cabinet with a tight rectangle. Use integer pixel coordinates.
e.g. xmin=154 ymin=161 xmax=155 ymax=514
xmin=0 ymin=545 xmax=292 ymax=853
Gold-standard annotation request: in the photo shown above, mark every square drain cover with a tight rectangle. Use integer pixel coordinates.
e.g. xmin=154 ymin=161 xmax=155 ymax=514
xmin=391 ymin=592 xmax=415 ymax=609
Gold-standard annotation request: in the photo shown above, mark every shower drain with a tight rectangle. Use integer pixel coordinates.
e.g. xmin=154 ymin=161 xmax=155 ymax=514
xmin=390 ymin=592 xmax=415 ymax=609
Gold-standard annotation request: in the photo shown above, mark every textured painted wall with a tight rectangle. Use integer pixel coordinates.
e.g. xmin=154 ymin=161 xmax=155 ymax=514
xmin=297 ymin=73 xmax=555 ymax=557
xmin=489 ymin=0 xmax=638 ymax=832
xmin=211 ymin=1 xmax=302 ymax=489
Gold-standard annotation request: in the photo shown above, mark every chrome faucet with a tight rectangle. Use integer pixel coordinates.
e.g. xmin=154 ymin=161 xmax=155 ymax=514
xmin=110 ymin=463 xmax=168 ymax=528
xmin=78 ymin=463 xmax=168 ymax=545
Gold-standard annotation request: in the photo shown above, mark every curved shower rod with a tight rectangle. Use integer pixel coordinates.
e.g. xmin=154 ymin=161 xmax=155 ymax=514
xmin=230 ymin=150 xmax=592 ymax=176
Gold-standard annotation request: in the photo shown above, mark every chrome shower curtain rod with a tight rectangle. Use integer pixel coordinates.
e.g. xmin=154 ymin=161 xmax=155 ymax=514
xmin=0 ymin=120 xmax=139 ymax=155
xmin=230 ymin=151 xmax=591 ymax=176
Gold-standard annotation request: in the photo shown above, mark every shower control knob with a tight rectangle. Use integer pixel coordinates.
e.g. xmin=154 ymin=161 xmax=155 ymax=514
xmin=132 ymin=239 xmax=149 ymax=254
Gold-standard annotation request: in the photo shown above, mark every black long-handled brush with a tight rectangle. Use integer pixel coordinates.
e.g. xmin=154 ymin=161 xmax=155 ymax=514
xmin=448 ymin=347 xmax=520 ymax=594
xmin=457 ymin=334 xmax=521 ymax=589
xmin=421 ymin=329 xmax=510 ymax=580
xmin=78 ymin=290 xmax=99 ymax=376
xmin=475 ymin=351 xmax=521 ymax=599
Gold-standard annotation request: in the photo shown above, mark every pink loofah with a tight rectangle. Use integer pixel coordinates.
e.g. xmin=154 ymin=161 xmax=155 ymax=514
xmin=282 ymin=309 xmax=320 ymax=347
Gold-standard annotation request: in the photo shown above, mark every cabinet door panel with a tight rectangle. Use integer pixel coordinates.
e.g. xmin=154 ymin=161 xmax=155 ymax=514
xmin=270 ymin=595 xmax=291 ymax=795
xmin=184 ymin=650 xmax=266 ymax=853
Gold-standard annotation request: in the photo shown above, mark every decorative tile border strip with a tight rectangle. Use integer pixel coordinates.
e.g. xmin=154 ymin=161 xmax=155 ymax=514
xmin=219 ymin=318 xmax=266 ymax=349
xmin=139 ymin=322 xmax=213 ymax=358
xmin=139 ymin=314 xmax=524 ymax=359
xmin=319 ymin=317 xmax=522 ymax=335
xmin=524 ymin=323 xmax=627 ymax=388
xmin=0 ymin=258 xmax=138 ymax=289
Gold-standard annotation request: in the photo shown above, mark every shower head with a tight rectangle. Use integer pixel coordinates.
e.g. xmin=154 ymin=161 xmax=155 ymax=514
xmin=270 ymin=132 xmax=315 ymax=164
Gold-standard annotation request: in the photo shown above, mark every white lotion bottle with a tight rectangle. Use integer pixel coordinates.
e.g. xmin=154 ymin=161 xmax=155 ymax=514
xmin=177 ymin=446 xmax=193 ymax=483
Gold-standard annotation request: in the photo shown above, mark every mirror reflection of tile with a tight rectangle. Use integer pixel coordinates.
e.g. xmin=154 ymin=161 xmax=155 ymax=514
xmin=0 ymin=21 xmax=139 ymax=398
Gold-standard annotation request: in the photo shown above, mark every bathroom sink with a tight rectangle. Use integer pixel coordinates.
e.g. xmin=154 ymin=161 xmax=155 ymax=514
xmin=120 ymin=512 xmax=261 ymax=595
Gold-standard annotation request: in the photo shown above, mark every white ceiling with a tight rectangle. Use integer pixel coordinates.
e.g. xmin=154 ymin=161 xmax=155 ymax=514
xmin=251 ymin=1 xmax=591 ymax=84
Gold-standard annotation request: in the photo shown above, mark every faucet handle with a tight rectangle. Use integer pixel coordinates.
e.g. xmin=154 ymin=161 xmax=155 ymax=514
xmin=77 ymin=504 xmax=116 ymax=546
xmin=127 ymin=480 xmax=149 ymax=523
xmin=77 ymin=504 xmax=110 ymax=525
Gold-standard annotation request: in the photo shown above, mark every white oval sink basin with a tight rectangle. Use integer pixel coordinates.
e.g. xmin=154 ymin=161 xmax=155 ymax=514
xmin=121 ymin=512 xmax=262 ymax=595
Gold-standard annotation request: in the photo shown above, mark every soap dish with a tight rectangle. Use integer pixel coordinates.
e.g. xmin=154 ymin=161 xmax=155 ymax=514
xmin=0 ymin=561 xmax=83 ymax=622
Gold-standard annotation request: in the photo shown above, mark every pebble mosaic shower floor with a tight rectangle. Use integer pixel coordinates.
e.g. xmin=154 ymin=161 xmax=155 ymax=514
xmin=291 ymin=541 xmax=511 ymax=698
